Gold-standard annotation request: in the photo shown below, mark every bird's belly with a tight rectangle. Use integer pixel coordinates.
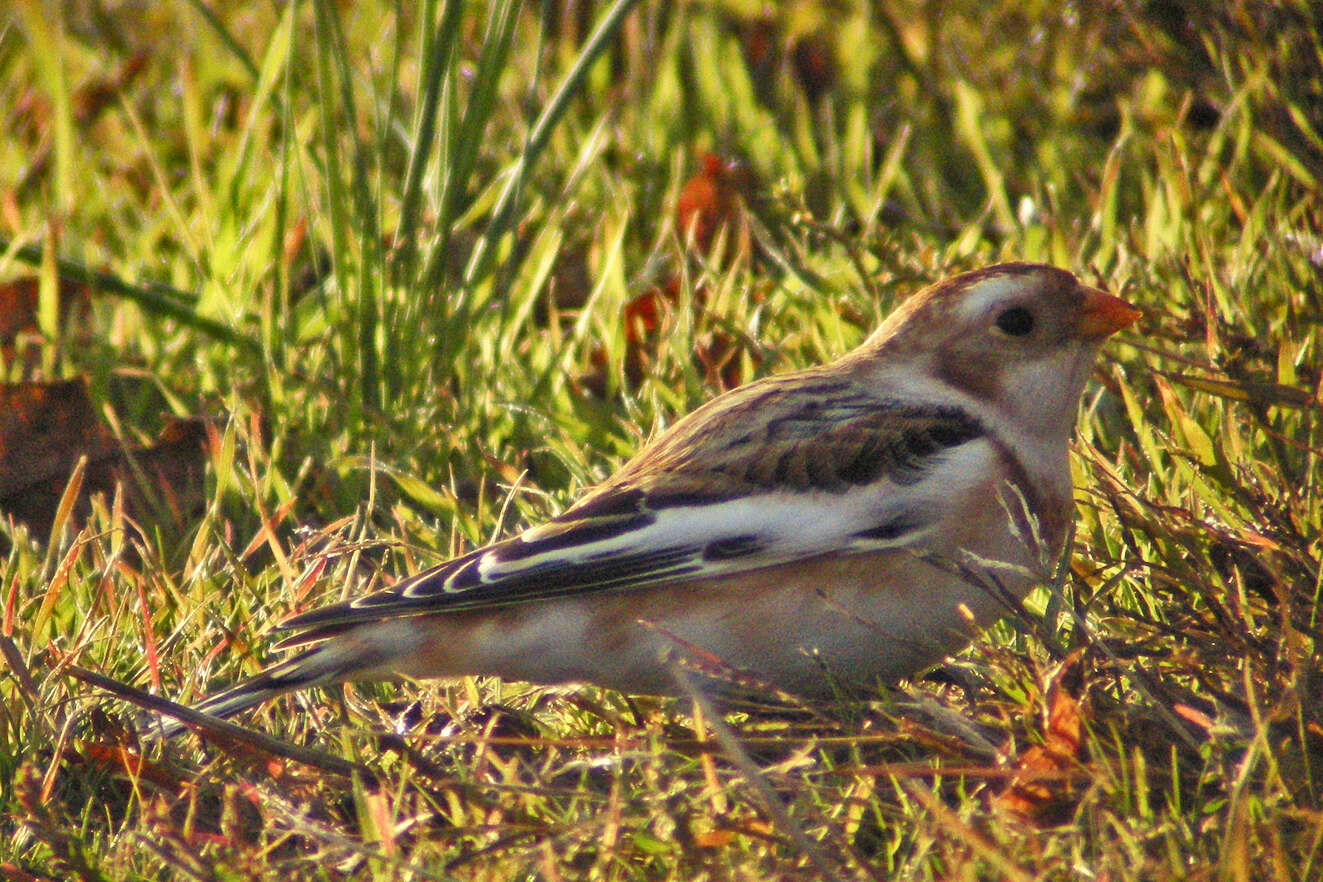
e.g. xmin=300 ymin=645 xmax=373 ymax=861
xmin=607 ymin=549 xmax=1040 ymax=697
xmin=401 ymin=536 xmax=1048 ymax=698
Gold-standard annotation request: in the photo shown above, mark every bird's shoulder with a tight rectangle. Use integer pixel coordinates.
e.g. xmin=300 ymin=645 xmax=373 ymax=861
xmin=572 ymin=366 xmax=988 ymax=511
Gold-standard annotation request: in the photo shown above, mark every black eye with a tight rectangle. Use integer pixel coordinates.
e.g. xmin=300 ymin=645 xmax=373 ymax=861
xmin=995 ymin=307 xmax=1035 ymax=336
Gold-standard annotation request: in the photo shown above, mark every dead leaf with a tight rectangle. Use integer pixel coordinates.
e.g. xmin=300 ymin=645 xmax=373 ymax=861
xmin=72 ymin=739 xmax=192 ymax=792
xmin=994 ymin=651 xmax=1089 ymax=823
xmin=623 ymin=283 xmax=673 ymax=347
xmin=0 ymin=380 xmax=115 ymax=498
xmin=0 ymin=860 xmax=51 ymax=882
xmin=0 ymin=380 xmax=212 ymax=539
xmin=676 ymin=153 xmax=753 ymax=263
xmin=0 ymin=276 xmax=92 ymax=349
xmin=574 ymin=153 xmax=764 ymax=397
xmin=693 ymin=829 xmax=735 ymax=849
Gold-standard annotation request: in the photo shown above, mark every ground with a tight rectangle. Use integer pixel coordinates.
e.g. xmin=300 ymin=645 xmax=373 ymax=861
xmin=1 ymin=2 xmax=1320 ymax=879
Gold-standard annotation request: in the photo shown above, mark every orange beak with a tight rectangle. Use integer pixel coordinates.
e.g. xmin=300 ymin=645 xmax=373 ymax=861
xmin=1078 ymin=286 xmax=1142 ymax=338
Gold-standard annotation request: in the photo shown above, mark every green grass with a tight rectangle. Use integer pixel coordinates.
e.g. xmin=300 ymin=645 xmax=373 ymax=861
xmin=2 ymin=1 xmax=1321 ymax=878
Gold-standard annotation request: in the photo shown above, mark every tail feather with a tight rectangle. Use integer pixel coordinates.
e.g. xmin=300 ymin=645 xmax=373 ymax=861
xmin=152 ymin=641 xmax=381 ymax=738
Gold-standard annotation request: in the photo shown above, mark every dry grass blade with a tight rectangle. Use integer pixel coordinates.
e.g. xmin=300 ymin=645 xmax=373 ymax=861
xmin=901 ymin=781 xmax=1035 ymax=882
xmin=1160 ymin=371 xmax=1319 ymax=409
xmin=64 ymin=665 xmax=370 ymax=779
xmin=3 ymin=2 xmax=1321 ymax=878
xmin=669 ymin=663 xmax=856 ymax=882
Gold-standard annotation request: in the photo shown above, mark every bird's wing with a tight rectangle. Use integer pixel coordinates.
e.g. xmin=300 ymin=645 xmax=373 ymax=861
xmin=276 ymin=375 xmax=989 ymax=644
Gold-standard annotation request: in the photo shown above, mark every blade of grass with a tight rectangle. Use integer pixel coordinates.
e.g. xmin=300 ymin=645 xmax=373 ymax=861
xmin=670 ymin=663 xmax=851 ymax=882
xmin=0 ymin=236 xmax=263 ymax=354
xmin=436 ymin=0 xmax=520 ymax=256
xmin=180 ymin=0 xmax=260 ymax=81
xmin=13 ymin=0 xmax=74 ymax=210
xmin=430 ymin=0 xmax=643 ymax=297
xmin=312 ymin=0 xmax=384 ymax=412
xmin=391 ymin=0 xmax=456 ymax=282
xmin=66 ymin=665 xmax=370 ymax=778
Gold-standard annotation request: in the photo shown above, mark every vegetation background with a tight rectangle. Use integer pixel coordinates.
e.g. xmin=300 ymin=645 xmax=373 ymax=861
xmin=1 ymin=0 xmax=1321 ymax=878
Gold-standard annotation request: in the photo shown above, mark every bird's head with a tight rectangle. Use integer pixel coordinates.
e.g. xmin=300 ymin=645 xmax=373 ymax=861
xmin=857 ymin=263 xmax=1141 ymax=439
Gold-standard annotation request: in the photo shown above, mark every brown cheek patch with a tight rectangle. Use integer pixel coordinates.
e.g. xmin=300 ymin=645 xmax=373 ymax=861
xmin=936 ymin=341 xmax=1004 ymax=402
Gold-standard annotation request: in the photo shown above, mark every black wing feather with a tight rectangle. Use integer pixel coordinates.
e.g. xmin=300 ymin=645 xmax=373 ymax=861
xmin=276 ymin=379 xmax=983 ymax=646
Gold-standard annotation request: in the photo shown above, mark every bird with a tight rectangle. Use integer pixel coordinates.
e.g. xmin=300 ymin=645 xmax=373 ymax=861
xmin=162 ymin=262 xmax=1139 ymax=733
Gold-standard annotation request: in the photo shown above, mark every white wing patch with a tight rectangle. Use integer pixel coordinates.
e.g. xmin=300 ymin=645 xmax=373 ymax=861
xmin=438 ymin=437 xmax=993 ymax=597
xmin=278 ymin=436 xmax=997 ymax=632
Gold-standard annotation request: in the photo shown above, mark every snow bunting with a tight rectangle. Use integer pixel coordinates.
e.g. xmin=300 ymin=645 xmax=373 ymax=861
xmin=171 ymin=263 xmax=1138 ymax=729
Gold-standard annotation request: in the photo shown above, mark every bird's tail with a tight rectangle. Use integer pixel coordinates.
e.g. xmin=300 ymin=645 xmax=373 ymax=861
xmin=149 ymin=640 xmax=388 ymax=739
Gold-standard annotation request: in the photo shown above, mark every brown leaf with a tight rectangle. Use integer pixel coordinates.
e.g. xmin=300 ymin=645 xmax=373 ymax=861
xmin=675 ymin=153 xmax=753 ymax=262
xmin=0 ymin=380 xmax=115 ymax=498
xmin=0 ymin=861 xmax=52 ymax=882
xmin=72 ymin=739 xmax=192 ymax=792
xmin=0 ymin=276 xmax=92 ymax=345
xmin=994 ymin=651 xmax=1089 ymax=823
xmin=573 ymin=153 xmax=764 ymax=399
xmin=0 ymin=381 xmax=212 ymax=539
xmin=623 ymin=285 xmax=671 ymax=345
xmin=693 ymin=829 xmax=735 ymax=849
